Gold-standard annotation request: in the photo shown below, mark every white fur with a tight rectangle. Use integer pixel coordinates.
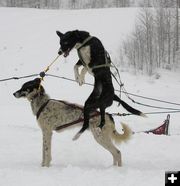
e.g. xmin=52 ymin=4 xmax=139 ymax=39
xmin=78 ymin=46 xmax=91 ymax=65
xmin=74 ymin=45 xmax=93 ymax=85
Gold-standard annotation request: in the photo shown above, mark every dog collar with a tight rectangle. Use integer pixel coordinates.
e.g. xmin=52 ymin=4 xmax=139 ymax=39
xmin=36 ymin=100 xmax=50 ymax=120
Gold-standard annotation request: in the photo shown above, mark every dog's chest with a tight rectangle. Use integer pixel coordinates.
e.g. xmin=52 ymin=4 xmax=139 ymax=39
xmin=78 ymin=46 xmax=91 ymax=66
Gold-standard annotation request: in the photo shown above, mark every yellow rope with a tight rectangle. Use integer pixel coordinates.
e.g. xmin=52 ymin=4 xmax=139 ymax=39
xmin=39 ymin=55 xmax=60 ymax=89
xmin=44 ymin=55 xmax=60 ymax=74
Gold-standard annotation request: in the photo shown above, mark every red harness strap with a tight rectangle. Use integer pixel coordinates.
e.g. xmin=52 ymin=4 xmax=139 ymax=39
xmin=55 ymin=112 xmax=100 ymax=131
xmin=54 ymin=99 xmax=100 ymax=131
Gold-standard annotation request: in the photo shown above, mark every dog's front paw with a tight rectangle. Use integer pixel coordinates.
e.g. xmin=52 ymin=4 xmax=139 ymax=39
xmin=74 ymin=73 xmax=80 ymax=82
xmin=41 ymin=161 xmax=50 ymax=167
xmin=75 ymin=75 xmax=85 ymax=86
xmin=78 ymin=75 xmax=85 ymax=86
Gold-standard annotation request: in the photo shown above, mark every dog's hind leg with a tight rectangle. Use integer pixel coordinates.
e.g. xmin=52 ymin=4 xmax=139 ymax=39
xmin=98 ymin=107 xmax=105 ymax=129
xmin=98 ymin=87 xmax=114 ymax=129
xmin=91 ymin=125 xmax=122 ymax=166
xmin=41 ymin=129 xmax=52 ymax=167
xmin=73 ymin=89 xmax=101 ymax=140
xmin=73 ymin=104 xmax=92 ymax=140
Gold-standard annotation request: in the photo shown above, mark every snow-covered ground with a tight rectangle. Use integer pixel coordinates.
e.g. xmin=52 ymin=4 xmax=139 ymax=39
xmin=0 ymin=7 xmax=180 ymax=186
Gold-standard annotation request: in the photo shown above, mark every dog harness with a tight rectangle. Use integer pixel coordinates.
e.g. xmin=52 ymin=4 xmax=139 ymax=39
xmin=36 ymin=100 xmax=50 ymax=120
xmin=36 ymin=99 xmax=100 ymax=131
xmin=76 ymin=36 xmax=123 ymax=96
xmin=55 ymin=112 xmax=100 ymax=131
xmin=36 ymin=99 xmax=84 ymax=120
xmin=76 ymin=36 xmax=112 ymax=70
xmin=76 ymin=36 xmax=94 ymax=51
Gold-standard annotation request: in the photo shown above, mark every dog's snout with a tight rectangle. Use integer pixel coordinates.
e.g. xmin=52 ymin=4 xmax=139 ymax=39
xmin=13 ymin=92 xmax=17 ymax=97
xmin=58 ymin=48 xmax=63 ymax=55
xmin=13 ymin=91 xmax=20 ymax=98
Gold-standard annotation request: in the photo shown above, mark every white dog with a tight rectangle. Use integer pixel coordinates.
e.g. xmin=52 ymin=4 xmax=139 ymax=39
xmin=13 ymin=78 xmax=131 ymax=167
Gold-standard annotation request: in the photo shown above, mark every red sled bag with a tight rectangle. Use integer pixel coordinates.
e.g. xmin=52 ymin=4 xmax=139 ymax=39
xmin=144 ymin=114 xmax=170 ymax=135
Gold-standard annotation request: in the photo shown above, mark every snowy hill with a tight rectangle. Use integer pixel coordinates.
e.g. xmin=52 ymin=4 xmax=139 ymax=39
xmin=0 ymin=7 xmax=180 ymax=186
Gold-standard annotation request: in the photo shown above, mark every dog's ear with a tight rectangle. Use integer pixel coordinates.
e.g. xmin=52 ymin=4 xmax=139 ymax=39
xmin=34 ymin=78 xmax=41 ymax=85
xmin=56 ymin=31 xmax=63 ymax=38
xmin=74 ymin=30 xmax=89 ymax=42
xmin=74 ymin=30 xmax=80 ymax=39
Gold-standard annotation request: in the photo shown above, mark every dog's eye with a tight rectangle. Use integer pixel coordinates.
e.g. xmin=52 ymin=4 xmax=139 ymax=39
xmin=64 ymin=41 xmax=69 ymax=45
xmin=22 ymin=87 xmax=32 ymax=92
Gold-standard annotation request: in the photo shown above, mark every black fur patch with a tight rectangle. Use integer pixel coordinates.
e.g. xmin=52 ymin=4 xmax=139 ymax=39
xmin=21 ymin=78 xmax=41 ymax=92
xmin=108 ymin=113 xmax=114 ymax=123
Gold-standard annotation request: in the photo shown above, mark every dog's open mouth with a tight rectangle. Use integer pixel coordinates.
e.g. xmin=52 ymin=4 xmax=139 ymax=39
xmin=63 ymin=48 xmax=71 ymax=57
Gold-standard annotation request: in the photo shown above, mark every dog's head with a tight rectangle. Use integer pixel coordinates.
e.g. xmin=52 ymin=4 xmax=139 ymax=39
xmin=13 ymin=78 xmax=44 ymax=100
xmin=56 ymin=30 xmax=90 ymax=57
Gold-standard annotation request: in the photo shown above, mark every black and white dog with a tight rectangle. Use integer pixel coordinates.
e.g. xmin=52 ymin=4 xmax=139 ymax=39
xmin=13 ymin=78 xmax=132 ymax=167
xmin=56 ymin=30 xmax=144 ymax=140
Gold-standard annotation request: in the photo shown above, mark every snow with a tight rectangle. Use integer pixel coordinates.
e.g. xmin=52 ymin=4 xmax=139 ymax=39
xmin=0 ymin=7 xmax=180 ymax=186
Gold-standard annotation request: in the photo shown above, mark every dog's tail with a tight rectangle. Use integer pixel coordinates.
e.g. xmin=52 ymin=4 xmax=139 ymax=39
xmin=113 ymin=94 xmax=146 ymax=117
xmin=111 ymin=122 xmax=132 ymax=144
